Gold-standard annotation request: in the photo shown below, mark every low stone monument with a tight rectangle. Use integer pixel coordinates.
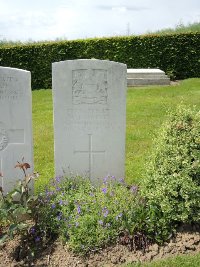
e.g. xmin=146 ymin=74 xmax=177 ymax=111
xmin=0 ymin=67 xmax=33 ymax=194
xmin=127 ymin=69 xmax=170 ymax=86
xmin=52 ymin=59 xmax=127 ymax=183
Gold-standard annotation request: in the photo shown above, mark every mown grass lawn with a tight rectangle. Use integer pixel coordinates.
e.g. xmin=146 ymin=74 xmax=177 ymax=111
xmin=32 ymin=78 xmax=200 ymax=190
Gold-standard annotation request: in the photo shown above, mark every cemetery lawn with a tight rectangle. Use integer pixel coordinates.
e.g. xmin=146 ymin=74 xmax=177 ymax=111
xmin=32 ymin=89 xmax=54 ymax=190
xmin=32 ymin=78 xmax=200 ymax=190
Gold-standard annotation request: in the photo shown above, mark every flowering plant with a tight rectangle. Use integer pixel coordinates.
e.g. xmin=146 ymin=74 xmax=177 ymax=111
xmin=37 ymin=175 xmax=147 ymax=254
xmin=0 ymin=158 xmax=39 ymax=244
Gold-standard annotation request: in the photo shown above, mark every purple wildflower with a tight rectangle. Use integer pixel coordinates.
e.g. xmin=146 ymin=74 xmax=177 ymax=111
xmin=51 ymin=203 xmax=56 ymax=209
xmin=55 ymin=176 xmax=61 ymax=183
xmin=119 ymin=178 xmax=125 ymax=184
xmin=35 ymin=236 xmax=41 ymax=242
xmin=102 ymin=207 xmax=109 ymax=217
xmin=77 ymin=205 xmax=81 ymax=214
xmin=103 ymin=176 xmax=108 ymax=184
xmin=57 ymin=212 xmax=62 ymax=220
xmin=116 ymin=213 xmax=123 ymax=221
xmin=101 ymin=187 xmax=107 ymax=194
xmin=130 ymin=185 xmax=138 ymax=194
xmin=30 ymin=227 xmax=36 ymax=234
xmin=98 ymin=220 xmax=103 ymax=225
xmin=59 ymin=200 xmax=63 ymax=205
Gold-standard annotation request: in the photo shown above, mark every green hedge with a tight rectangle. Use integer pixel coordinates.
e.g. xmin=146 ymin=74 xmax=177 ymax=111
xmin=0 ymin=33 xmax=199 ymax=89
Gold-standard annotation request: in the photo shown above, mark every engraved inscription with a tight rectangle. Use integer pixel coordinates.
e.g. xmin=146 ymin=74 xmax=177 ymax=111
xmin=0 ymin=122 xmax=25 ymax=151
xmin=72 ymin=69 xmax=108 ymax=105
xmin=0 ymin=76 xmax=23 ymax=100
xmin=0 ymin=128 xmax=8 ymax=151
xmin=65 ymin=108 xmax=110 ymax=130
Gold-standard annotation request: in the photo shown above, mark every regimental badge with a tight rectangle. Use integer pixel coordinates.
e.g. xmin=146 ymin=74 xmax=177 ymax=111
xmin=72 ymin=69 xmax=108 ymax=105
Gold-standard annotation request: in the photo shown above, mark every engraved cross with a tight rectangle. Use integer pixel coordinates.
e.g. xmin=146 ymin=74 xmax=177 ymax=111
xmin=74 ymin=134 xmax=105 ymax=179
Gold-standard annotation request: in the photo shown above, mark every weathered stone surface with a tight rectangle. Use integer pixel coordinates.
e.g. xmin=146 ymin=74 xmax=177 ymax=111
xmin=0 ymin=67 xmax=33 ymax=193
xmin=52 ymin=59 xmax=127 ymax=183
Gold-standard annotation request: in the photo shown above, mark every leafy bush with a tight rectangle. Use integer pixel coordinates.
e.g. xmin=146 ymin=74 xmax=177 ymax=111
xmin=0 ymin=33 xmax=199 ymax=89
xmin=37 ymin=175 xmax=148 ymax=254
xmin=142 ymin=105 xmax=200 ymax=241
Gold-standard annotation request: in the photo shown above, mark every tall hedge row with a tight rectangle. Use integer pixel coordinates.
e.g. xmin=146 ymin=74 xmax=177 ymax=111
xmin=0 ymin=33 xmax=199 ymax=89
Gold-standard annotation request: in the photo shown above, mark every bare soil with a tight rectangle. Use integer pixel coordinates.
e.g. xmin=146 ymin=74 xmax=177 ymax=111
xmin=0 ymin=224 xmax=200 ymax=267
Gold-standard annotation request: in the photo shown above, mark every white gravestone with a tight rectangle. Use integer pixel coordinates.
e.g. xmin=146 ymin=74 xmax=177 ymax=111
xmin=0 ymin=67 xmax=33 ymax=194
xmin=52 ymin=59 xmax=127 ymax=183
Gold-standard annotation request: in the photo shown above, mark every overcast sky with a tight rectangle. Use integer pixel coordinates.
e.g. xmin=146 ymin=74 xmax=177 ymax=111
xmin=0 ymin=0 xmax=199 ymax=41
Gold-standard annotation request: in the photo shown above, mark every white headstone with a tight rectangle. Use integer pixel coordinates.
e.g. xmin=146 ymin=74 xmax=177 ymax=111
xmin=0 ymin=67 xmax=33 ymax=194
xmin=52 ymin=59 xmax=127 ymax=183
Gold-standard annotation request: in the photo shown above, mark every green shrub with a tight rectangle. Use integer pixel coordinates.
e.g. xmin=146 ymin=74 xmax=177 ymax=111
xmin=142 ymin=105 xmax=200 ymax=241
xmin=37 ymin=175 xmax=147 ymax=254
xmin=0 ymin=33 xmax=199 ymax=89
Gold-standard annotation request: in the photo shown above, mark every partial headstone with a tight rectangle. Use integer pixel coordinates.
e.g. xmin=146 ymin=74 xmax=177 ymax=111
xmin=0 ymin=67 xmax=33 ymax=194
xmin=53 ymin=59 xmax=127 ymax=183
xmin=127 ymin=69 xmax=170 ymax=86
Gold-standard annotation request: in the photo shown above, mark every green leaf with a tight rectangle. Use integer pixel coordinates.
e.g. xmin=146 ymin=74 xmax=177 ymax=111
xmin=0 ymin=234 xmax=9 ymax=244
xmin=12 ymin=206 xmax=27 ymax=216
